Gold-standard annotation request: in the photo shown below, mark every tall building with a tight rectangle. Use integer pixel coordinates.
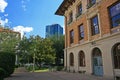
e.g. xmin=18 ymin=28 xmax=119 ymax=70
xmin=45 ymin=24 xmax=63 ymax=38
xmin=56 ymin=0 xmax=120 ymax=80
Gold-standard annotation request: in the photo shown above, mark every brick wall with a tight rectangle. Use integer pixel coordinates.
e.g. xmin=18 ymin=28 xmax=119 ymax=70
xmin=64 ymin=0 xmax=119 ymax=47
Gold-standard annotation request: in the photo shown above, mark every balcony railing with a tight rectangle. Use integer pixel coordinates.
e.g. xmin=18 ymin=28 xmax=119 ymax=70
xmin=76 ymin=12 xmax=82 ymax=18
xmin=86 ymin=2 xmax=96 ymax=9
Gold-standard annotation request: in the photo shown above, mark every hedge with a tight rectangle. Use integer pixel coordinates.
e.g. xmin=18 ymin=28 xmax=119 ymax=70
xmin=0 ymin=52 xmax=15 ymax=77
xmin=0 ymin=68 xmax=6 ymax=80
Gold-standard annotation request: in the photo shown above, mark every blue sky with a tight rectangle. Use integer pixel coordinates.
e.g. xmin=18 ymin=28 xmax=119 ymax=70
xmin=0 ymin=0 xmax=64 ymax=38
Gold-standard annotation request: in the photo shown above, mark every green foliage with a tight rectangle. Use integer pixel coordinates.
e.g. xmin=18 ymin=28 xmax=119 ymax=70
xmin=26 ymin=64 xmax=39 ymax=71
xmin=19 ymin=35 xmax=56 ymax=67
xmin=0 ymin=68 xmax=6 ymax=80
xmin=56 ymin=66 xmax=64 ymax=71
xmin=49 ymin=35 xmax=65 ymax=66
xmin=0 ymin=52 xmax=15 ymax=77
xmin=35 ymin=38 xmax=56 ymax=66
xmin=0 ymin=28 xmax=20 ymax=52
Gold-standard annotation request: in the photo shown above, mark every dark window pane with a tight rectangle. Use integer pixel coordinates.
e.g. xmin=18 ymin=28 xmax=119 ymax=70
xmin=79 ymin=51 xmax=85 ymax=67
xmin=79 ymin=25 xmax=84 ymax=40
xmin=70 ymin=30 xmax=74 ymax=43
xmin=119 ymin=56 xmax=120 ymax=68
xmin=110 ymin=2 xmax=120 ymax=17
xmin=70 ymin=53 xmax=74 ymax=66
xmin=90 ymin=0 xmax=96 ymax=4
xmin=111 ymin=14 xmax=120 ymax=27
xmin=114 ymin=43 xmax=120 ymax=69
xmin=78 ymin=4 xmax=82 ymax=14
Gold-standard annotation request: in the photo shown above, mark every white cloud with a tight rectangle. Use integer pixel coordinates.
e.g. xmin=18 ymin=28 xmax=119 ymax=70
xmin=22 ymin=5 xmax=26 ymax=11
xmin=0 ymin=0 xmax=8 ymax=13
xmin=21 ymin=0 xmax=30 ymax=11
xmin=13 ymin=26 xmax=33 ymax=38
xmin=4 ymin=14 xmax=8 ymax=17
xmin=0 ymin=18 xmax=8 ymax=26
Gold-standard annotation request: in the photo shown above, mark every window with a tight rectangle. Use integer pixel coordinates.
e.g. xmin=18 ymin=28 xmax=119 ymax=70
xmin=70 ymin=53 xmax=74 ymax=66
xmin=70 ymin=30 xmax=74 ymax=44
xmin=113 ymin=43 xmax=120 ymax=69
xmin=78 ymin=24 xmax=84 ymax=40
xmin=91 ymin=15 xmax=99 ymax=35
xmin=109 ymin=2 xmax=120 ymax=28
xmin=79 ymin=51 xmax=86 ymax=67
xmin=87 ymin=0 xmax=96 ymax=8
xmin=116 ymin=77 xmax=120 ymax=80
xmin=68 ymin=12 xmax=73 ymax=24
xmin=76 ymin=4 xmax=82 ymax=18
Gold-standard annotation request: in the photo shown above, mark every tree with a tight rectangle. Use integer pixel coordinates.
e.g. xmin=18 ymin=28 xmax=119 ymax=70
xmin=0 ymin=28 xmax=20 ymax=53
xmin=18 ymin=35 xmax=56 ymax=68
xmin=18 ymin=36 xmax=33 ymax=64
xmin=49 ymin=35 xmax=65 ymax=66
xmin=34 ymin=36 xmax=56 ymax=67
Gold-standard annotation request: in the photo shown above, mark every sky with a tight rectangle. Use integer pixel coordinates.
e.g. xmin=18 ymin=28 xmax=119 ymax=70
xmin=0 ymin=0 xmax=64 ymax=38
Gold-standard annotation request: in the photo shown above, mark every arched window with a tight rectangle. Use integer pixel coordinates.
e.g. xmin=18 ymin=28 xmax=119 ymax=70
xmin=79 ymin=51 xmax=86 ymax=67
xmin=92 ymin=48 xmax=102 ymax=57
xmin=113 ymin=43 xmax=120 ymax=69
xmin=70 ymin=53 xmax=74 ymax=66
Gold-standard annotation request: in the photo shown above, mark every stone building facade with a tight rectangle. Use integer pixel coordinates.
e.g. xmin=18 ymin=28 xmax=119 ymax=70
xmin=55 ymin=0 xmax=120 ymax=80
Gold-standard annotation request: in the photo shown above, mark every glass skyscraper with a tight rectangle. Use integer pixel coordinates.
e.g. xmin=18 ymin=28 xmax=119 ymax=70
xmin=45 ymin=24 xmax=63 ymax=38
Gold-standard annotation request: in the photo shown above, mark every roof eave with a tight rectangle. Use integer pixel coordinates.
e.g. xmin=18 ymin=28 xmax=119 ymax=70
xmin=55 ymin=0 xmax=75 ymax=16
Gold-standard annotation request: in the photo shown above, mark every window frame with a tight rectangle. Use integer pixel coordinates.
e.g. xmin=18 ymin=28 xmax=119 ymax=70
xmin=79 ymin=51 xmax=86 ymax=67
xmin=87 ymin=0 xmax=96 ymax=9
xmin=108 ymin=1 xmax=120 ymax=28
xmin=78 ymin=24 xmax=84 ymax=40
xmin=70 ymin=30 xmax=74 ymax=44
xmin=76 ymin=3 xmax=82 ymax=18
xmin=68 ymin=11 xmax=73 ymax=24
xmin=90 ymin=15 xmax=100 ymax=35
xmin=70 ymin=53 xmax=74 ymax=66
xmin=113 ymin=43 xmax=120 ymax=69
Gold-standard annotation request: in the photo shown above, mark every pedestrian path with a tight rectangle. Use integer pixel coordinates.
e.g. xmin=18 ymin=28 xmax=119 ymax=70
xmin=5 ymin=67 xmax=114 ymax=80
xmin=14 ymin=67 xmax=28 ymax=73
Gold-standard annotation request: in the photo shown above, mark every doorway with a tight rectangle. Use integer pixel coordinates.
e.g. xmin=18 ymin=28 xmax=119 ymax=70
xmin=92 ymin=48 xmax=103 ymax=76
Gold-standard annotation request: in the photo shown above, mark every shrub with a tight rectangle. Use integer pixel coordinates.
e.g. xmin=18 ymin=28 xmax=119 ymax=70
xmin=15 ymin=65 xmax=19 ymax=68
xmin=56 ymin=66 xmax=64 ymax=71
xmin=0 ymin=68 xmax=6 ymax=80
xmin=0 ymin=52 xmax=15 ymax=77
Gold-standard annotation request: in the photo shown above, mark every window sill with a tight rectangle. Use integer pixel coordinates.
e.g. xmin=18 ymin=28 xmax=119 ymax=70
xmin=90 ymin=34 xmax=100 ymax=41
xmin=67 ymin=20 xmax=73 ymax=25
xmin=111 ymin=25 xmax=120 ymax=34
xmin=76 ymin=13 xmax=82 ymax=19
xmin=79 ymin=39 xmax=84 ymax=44
xmin=70 ymin=43 xmax=74 ymax=47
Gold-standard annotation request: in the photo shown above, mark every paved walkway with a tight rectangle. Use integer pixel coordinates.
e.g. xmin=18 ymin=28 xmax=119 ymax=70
xmin=5 ymin=67 xmax=113 ymax=80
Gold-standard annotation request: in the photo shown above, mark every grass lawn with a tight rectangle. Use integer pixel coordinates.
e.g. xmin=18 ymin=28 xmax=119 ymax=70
xmin=34 ymin=68 xmax=49 ymax=72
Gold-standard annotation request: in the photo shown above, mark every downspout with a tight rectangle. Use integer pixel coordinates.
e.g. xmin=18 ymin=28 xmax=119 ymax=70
xmin=65 ymin=16 xmax=68 ymax=71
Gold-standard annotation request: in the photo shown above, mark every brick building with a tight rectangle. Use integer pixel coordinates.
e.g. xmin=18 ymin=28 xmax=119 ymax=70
xmin=55 ymin=0 xmax=120 ymax=80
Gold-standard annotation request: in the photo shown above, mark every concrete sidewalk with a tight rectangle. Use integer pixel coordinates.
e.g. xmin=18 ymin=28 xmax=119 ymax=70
xmin=5 ymin=67 xmax=114 ymax=80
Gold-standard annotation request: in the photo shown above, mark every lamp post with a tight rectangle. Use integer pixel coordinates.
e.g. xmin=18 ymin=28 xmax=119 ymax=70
xmin=15 ymin=44 xmax=20 ymax=65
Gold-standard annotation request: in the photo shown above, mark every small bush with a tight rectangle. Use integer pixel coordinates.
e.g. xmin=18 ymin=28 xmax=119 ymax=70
xmin=26 ymin=65 xmax=39 ymax=71
xmin=56 ymin=66 xmax=64 ymax=71
xmin=15 ymin=65 xmax=19 ymax=68
xmin=0 ymin=52 xmax=15 ymax=77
